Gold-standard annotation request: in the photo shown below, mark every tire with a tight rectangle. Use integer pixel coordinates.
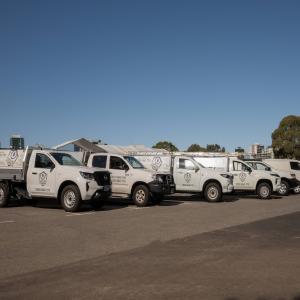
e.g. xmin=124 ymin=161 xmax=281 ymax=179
xmin=0 ymin=182 xmax=9 ymax=207
xmin=60 ymin=185 xmax=81 ymax=212
xmin=278 ymin=180 xmax=290 ymax=196
xmin=204 ymin=182 xmax=222 ymax=203
xmin=151 ymin=194 xmax=164 ymax=205
xmin=132 ymin=185 xmax=150 ymax=207
xmin=257 ymin=182 xmax=272 ymax=199
xmin=294 ymin=186 xmax=300 ymax=194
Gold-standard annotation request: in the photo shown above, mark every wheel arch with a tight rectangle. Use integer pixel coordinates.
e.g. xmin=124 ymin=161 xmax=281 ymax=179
xmin=203 ymin=179 xmax=222 ymax=192
xmin=57 ymin=180 xmax=80 ymax=201
xmin=130 ymin=181 xmax=149 ymax=196
xmin=256 ymin=179 xmax=273 ymax=192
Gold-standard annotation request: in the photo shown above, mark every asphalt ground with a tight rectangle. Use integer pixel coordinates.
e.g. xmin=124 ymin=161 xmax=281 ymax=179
xmin=1 ymin=193 xmax=300 ymax=299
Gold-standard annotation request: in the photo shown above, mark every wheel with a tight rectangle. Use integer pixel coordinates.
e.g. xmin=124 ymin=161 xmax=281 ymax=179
xmin=151 ymin=194 xmax=164 ymax=205
xmin=294 ymin=186 xmax=300 ymax=194
xmin=60 ymin=185 xmax=81 ymax=212
xmin=0 ymin=182 xmax=9 ymax=207
xmin=204 ymin=182 xmax=222 ymax=202
xmin=277 ymin=180 xmax=290 ymax=196
xmin=257 ymin=182 xmax=272 ymax=199
xmin=132 ymin=185 xmax=150 ymax=207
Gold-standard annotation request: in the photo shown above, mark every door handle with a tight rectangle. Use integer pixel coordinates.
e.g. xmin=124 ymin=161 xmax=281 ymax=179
xmin=32 ymin=172 xmax=37 ymax=175
xmin=233 ymin=174 xmax=238 ymax=176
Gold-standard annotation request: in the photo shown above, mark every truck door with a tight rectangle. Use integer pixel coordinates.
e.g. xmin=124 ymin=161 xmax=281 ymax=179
xmin=173 ymin=157 xmax=201 ymax=191
xmin=231 ymin=160 xmax=254 ymax=190
xmin=27 ymin=152 xmax=56 ymax=197
xmin=109 ymin=156 xmax=131 ymax=194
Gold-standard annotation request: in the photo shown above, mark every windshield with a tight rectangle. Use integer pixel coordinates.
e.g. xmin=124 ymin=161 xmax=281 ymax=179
xmin=191 ymin=158 xmax=205 ymax=168
xmin=124 ymin=156 xmax=144 ymax=169
xmin=50 ymin=152 xmax=83 ymax=166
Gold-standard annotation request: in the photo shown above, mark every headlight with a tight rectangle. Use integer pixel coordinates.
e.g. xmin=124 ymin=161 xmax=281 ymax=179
xmin=220 ymin=173 xmax=233 ymax=179
xmin=270 ymin=173 xmax=280 ymax=178
xmin=80 ymin=171 xmax=95 ymax=180
xmin=291 ymin=173 xmax=296 ymax=178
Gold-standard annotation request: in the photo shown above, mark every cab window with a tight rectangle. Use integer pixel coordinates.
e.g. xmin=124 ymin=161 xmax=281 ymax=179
xmin=178 ymin=159 xmax=196 ymax=170
xmin=110 ymin=156 xmax=128 ymax=170
xmin=290 ymin=162 xmax=300 ymax=170
xmin=233 ymin=161 xmax=249 ymax=171
xmin=92 ymin=156 xmax=107 ymax=168
xmin=256 ymin=163 xmax=269 ymax=171
xmin=35 ymin=153 xmax=54 ymax=169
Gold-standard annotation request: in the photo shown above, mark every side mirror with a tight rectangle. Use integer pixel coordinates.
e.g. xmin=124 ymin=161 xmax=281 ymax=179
xmin=49 ymin=163 xmax=55 ymax=171
xmin=266 ymin=167 xmax=271 ymax=171
xmin=123 ymin=164 xmax=129 ymax=172
xmin=195 ymin=166 xmax=200 ymax=173
xmin=247 ymin=167 xmax=252 ymax=173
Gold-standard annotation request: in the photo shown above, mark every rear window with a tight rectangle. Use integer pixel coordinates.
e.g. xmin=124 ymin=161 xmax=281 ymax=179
xmin=290 ymin=161 xmax=300 ymax=170
xmin=92 ymin=156 xmax=107 ymax=168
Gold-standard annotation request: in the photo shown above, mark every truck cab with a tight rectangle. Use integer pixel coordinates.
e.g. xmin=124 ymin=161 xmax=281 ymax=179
xmin=87 ymin=153 xmax=175 ymax=206
xmin=245 ymin=160 xmax=300 ymax=195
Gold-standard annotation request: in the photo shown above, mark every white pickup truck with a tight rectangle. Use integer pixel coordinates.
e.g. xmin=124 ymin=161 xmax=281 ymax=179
xmin=85 ymin=153 xmax=175 ymax=206
xmin=129 ymin=153 xmax=234 ymax=202
xmin=192 ymin=155 xmax=281 ymax=199
xmin=244 ymin=160 xmax=300 ymax=196
xmin=0 ymin=148 xmax=111 ymax=212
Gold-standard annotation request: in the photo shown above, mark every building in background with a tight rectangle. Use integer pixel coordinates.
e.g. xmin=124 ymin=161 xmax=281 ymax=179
xmin=249 ymin=143 xmax=274 ymax=159
xmin=250 ymin=143 xmax=265 ymax=156
xmin=10 ymin=135 xmax=25 ymax=150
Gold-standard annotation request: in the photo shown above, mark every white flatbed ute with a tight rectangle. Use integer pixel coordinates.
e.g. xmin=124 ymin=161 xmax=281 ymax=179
xmin=0 ymin=147 xmax=111 ymax=212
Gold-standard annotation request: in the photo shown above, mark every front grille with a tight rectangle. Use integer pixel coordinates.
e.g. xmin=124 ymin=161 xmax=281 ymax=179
xmin=158 ymin=174 xmax=174 ymax=185
xmin=94 ymin=171 xmax=111 ymax=186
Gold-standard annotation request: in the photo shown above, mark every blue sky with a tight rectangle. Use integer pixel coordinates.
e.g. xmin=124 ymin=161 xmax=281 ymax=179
xmin=0 ymin=0 xmax=299 ymax=151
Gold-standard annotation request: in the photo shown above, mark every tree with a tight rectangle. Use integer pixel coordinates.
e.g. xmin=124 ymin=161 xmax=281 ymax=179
xmin=272 ymin=115 xmax=300 ymax=159
xmin=235 ymin=147 xmax=245 ymax=153
xmin=152 ymin=141 xmax=178 ymax=152
xmin=206 ymin=144 xmax=225 ymax=152
xmin=186 ymin=144 xmax=207 ymax=152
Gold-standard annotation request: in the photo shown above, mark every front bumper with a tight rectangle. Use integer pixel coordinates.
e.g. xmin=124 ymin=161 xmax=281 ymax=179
xmin=223 ymin=184 xmax=234 ymax=193
xmin=273 ymin=178 xmax=282 ymax=192
xmin=149 ymin=181 xmax=176 ymax=195
xmin=81 ymin=180 xmax=111 ymax=201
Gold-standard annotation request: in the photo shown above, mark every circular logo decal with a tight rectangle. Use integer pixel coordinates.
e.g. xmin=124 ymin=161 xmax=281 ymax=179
xmin=6 ymin=150 xmax=18 ymax=166
xmin=239 ymin=172 xmax=247 ymax=182
xmin=39 ymin=172 xmax=48 ymax=186
xmin=152 ymin=157 xmax=162 ymax=171
xmin=184 ymin=173 xmax=192 ymax=183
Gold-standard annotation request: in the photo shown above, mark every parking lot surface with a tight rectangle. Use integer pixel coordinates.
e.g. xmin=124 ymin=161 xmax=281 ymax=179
xmin=1 ymin=193 xmax=300 ymax=299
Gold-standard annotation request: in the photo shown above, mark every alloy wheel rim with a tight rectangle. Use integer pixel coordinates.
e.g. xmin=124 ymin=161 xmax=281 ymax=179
xmin=279 ymin=183 xmax=287 ymax=195
xmin=208 ymin=187 xmax=218 ymax=200
xmin=261 ymin=186 xmax=270 ymax=197
xmin=136 ymin=190 xmax=146 ymax=203
xmin=64 ymin=191 xmax=76 ymax=208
